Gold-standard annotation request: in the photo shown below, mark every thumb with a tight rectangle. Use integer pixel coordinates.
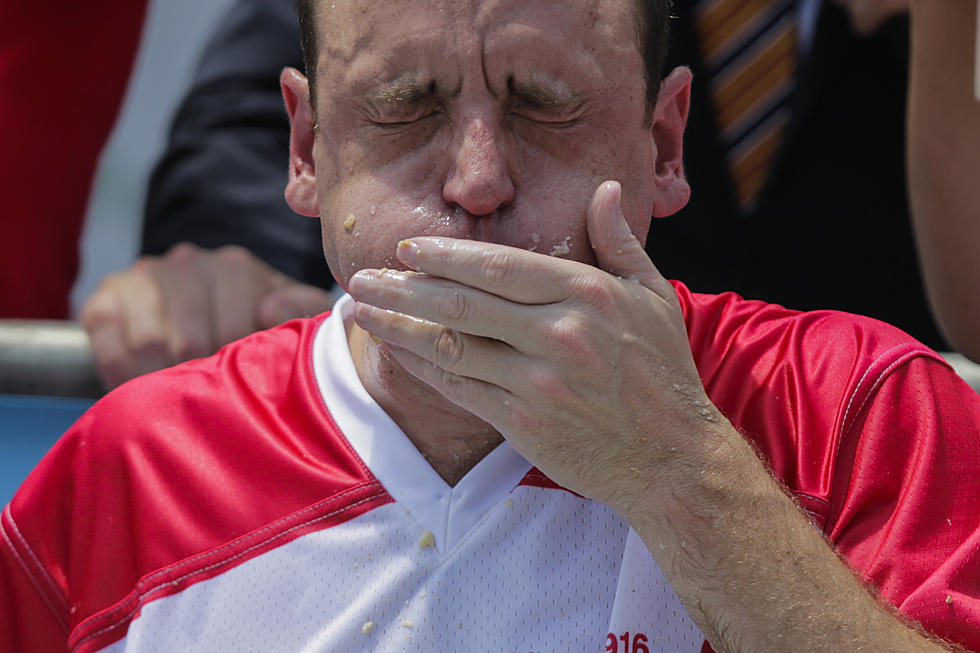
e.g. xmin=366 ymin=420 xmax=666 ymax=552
xmin=587 ymin=181 xmax=670 ymax=297
xmin=258 ymin=282 xmax=336 ymax=328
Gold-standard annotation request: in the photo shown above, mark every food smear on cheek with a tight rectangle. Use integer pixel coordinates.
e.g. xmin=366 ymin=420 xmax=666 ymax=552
xmin=528 ymin=232 xmax=541 ymax=252
xmin=549 ymin=236 xmax=572 ymax=257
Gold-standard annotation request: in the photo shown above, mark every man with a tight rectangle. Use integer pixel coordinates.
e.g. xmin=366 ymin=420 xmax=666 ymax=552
xmin=4 ymin=1 xmax=979 ymax=651
xmin=83 ymin=0 xmax=964 ymax=391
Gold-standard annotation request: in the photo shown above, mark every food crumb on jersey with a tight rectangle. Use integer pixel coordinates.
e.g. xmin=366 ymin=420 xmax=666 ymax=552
xmin=418 ymin=530 xmax=435 ymax=549
xmin=401 ymin=621 xmax=414 ymax=629
xmin=503 ymin=498 xmax=514 ymax=508
xmin=361 ymin=621 xmax=376 ymax=635
xmin=947 ymin=595 xmax=955 ymax=606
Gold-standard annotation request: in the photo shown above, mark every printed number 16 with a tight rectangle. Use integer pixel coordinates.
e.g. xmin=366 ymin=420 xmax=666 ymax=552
xmin=606 ymin=631 xmax=650 ymax=653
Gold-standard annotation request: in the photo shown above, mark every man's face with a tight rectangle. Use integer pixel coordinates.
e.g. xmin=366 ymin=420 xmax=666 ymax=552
xmin=298 ymin=0 xmax=671 ymax=289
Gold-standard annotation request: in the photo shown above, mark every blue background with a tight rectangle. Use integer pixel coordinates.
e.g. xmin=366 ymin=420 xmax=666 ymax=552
xmin=1 ymin=396 xmax=93 ymax=505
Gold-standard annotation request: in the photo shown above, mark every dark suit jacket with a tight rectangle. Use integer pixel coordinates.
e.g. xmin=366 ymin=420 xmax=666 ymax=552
xmin=651 ymin=4 xmax=944 ymax=347
xmin=143 ymin=0 xmax=945 ymax=349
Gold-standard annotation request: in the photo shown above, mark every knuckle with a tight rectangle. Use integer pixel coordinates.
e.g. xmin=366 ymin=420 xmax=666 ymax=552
xmin=214 ymin=244 xmax=255 ymax=270
xmin=541 ymin=314 xmax=592 ymax=358
xmin=129 ymin=256 xmax=162 ymax=276
xmin=440 ymin=369 xmax=467 ymax=401
xmin=480 ymin=251 xmax=517 ymax=286
xmin=164 ymin=242 xmax=202 ymax=264
xmin=524 ymin=366 xmax=572 ymax=403
xmin=80 ymin=291 xmax=118 ymax=329
xmin=432 ymin=327 xmax=466 ymax=368
xmin=435 ymin=288 xmax=469 ymax=324
xmin=571 ymin=275 xmax=616 ymax=313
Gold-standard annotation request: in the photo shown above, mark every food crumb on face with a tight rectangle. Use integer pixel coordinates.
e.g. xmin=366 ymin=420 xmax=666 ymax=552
xmin=549 ymin=236 xmax=572 ymax=257
xmin=344 ymin=214 xmax=357 ymax=231
xmin=418 ymin=530 xmax=435 ymax=549
xmin=361 ymin=621 xmax=376 ymax=635
xmin=529 ymin=232 xmax=541 ymax=252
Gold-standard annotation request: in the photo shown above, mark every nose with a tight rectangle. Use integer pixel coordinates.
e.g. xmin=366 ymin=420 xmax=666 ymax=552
xmin=442 ymin=116 xmax=515 ymax=217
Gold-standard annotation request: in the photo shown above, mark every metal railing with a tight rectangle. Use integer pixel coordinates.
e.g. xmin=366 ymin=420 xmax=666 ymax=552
xmin=0 ymin=321 xmax=103 ymax=398
xmin=1 ymin=320 xmax=979 ymax=399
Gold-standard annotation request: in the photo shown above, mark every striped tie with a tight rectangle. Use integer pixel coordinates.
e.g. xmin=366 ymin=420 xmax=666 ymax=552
xmin=693 ymin=0 xmax=798 ymax=212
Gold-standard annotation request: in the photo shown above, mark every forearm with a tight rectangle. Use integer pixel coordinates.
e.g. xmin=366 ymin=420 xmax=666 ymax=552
xmin=907 ymin=0 xmax=980 ymax=361
xmin=620 ymin=421 xmax=961 ymax=652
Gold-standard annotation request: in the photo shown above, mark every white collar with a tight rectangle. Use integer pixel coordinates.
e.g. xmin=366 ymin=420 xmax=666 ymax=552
xmin=310 ymin=294 xmax=533 ymax=553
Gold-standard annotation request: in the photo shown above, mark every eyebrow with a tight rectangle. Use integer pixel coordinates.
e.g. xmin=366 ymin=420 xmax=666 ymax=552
xmin=364 ymin=76 xmax=437 ymax=106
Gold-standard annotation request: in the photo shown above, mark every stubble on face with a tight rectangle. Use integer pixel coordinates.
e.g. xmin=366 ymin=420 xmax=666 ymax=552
xmin=308 ymin=0 xmax=657 ymax=291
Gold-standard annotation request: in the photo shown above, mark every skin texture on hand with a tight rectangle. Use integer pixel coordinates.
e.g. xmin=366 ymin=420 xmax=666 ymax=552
xmin=348 ymin=181 xmax=721 ymax=509
xmin=81 ymin=242 xmax=335 ymax=389
xmin=830 ymin=0 xmax=910 ymax=35
xmin=348 ymin=181 xmax=961 ymax=652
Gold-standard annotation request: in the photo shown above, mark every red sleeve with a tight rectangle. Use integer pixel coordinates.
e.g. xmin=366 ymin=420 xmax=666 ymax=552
xmin=1 ymin=491 xmax=72 ymax=652
xmin=0 ymin=2 xmax=147 ymax=318
xmin=673 ymin=283 xmax=980 ymax=650
xmin=826 ymin=355 xmax=980 ymax=650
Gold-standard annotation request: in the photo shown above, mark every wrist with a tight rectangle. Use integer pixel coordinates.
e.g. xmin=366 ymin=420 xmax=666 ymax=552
xmin=609 ymin=409 xmax=760 ymax=528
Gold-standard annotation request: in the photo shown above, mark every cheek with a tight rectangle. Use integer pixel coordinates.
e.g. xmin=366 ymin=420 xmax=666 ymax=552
xmin=320 ymin=186 xmax=452 ymax=290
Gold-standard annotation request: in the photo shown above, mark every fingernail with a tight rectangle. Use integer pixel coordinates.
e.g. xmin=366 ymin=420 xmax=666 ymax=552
xmin=397 ymin=240 xmax=420 ymax=269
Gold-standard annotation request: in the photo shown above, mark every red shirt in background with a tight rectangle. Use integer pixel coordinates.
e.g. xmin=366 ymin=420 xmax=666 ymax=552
xmin=0 ymin=2 xmax=147 ymax=318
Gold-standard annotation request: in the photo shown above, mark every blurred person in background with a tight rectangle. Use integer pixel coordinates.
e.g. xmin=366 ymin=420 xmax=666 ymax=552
xmin=0 ymin=2 xmax=147 ymax=318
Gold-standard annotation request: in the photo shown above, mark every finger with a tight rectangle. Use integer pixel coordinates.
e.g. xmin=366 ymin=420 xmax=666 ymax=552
xmin=157 ymin=244 xmax=217 ymax=363
xmin=381 ymin=341 xmax=516 ymax=430
xmin=205 ymin=246 xmax=266 ymax=346
xmin=586 ymin=181 xmax=673 ymax=299
xmin=393 ymin=237 xmax=585 ymax=305
xmin=352 ymin=301 xmax=520 ymax=390
xmin=80 ymin=282 xmax=134 ymax=390
xmin=348 ymin=268 xmax=542 ymax=344
xmin=111 ymin=262 xmax=175 ymax=375
xmin=257 ymin=281 xmax=335 ymax=328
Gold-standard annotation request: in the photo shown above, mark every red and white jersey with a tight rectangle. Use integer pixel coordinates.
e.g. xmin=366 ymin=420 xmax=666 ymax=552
xmin=3 ymin=284 xmax=980 ymax=652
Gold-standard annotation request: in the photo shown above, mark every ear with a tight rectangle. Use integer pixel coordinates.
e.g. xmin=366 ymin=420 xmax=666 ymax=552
xmin=650 ymin=66 xmax=692 ymax=218
xmin=281 ymin=67 xmax=320 ymax=217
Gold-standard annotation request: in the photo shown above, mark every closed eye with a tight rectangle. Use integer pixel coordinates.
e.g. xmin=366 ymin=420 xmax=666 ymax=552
xmin=369 ymin=107 xmax=443 ymax=129
xmin=508 ymin=107 xmax=582 ymax=130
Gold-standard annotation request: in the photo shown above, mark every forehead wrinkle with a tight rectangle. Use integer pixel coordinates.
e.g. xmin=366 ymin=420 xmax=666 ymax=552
xmin=317 ymin=0 xmax=462 ymax=82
